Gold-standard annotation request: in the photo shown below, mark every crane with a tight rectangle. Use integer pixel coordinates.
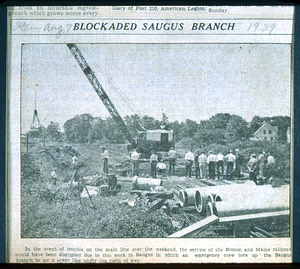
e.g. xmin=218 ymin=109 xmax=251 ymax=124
xmin=66 ymin=43 xmax=136 ymax=148
xmin=67 ymin=43 xmax=174 ymax=156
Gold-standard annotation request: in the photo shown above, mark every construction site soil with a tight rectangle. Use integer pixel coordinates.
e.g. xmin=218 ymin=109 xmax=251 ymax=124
xmin=21 ymin=142 xmax=290 ymax=238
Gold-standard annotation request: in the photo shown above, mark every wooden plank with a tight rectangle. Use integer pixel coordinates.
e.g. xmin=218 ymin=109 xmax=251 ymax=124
xmin=250 ymin=231 xmax=263 ymax=238
xmin=148 ymin=198 xmax=165 ymax=211
xmin=150 ymin=192 xmax=173 ymax=200
xmin=198 ymin=180 xmax=216 ymax=186
xmin=168 ymin=215 xmax=219 ymax=238
xmin=219 ymin=210 xmax=289 ymax=223
xmin=130 ymin=190 xmax=172 ymax=197
xmin=253 ymin=226 xmax=275 ymax=238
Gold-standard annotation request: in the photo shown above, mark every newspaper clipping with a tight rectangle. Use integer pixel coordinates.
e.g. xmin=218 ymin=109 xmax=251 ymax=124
xmin=6 ymin=6 xmax=293 ymax=263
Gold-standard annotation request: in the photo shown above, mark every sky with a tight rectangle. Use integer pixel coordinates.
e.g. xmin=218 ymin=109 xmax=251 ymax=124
xmin=21 ymin=43 xmax=291 ymax=133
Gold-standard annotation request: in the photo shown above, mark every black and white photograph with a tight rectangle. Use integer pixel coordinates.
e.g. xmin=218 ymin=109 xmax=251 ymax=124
xmin=20 ymin=42 xmax=291 ymax=239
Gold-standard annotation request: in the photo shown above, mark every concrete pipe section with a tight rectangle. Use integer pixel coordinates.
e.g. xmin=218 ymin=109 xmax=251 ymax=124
xmin=132 ymin=176 xmax=162 ymax=190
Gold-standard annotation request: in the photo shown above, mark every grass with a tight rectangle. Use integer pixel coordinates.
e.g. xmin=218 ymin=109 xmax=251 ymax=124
xmin=20 ymin=140 xmax=290 ymax=238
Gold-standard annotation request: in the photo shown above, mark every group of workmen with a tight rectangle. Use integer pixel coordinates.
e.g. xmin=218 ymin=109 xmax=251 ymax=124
xmin=182 ymin=148 xmax=242 ymax=180
xmin=100 ymin=146 xmax=275 ymax=182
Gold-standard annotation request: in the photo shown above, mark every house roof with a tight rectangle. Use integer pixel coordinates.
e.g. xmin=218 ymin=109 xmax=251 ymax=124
xmin=253 ymin=122 xmax=278 ymax=136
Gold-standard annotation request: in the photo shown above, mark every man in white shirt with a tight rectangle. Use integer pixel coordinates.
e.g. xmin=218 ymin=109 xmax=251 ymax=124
xmin=266 ymin=152 xmax=275 ymax=180
xmin=216 ymin=152 xmax=225 ymax=180
xmin=225 ymin=150 xmax=236 ymax=180
xmin=267 ymin=153 xmax=275 ymax=165
xmin=72 ymin=155 xmax=78 ymax=167
xmin=185 ymin=148 xmax=194 ymax=177
xmin=207 ymin=151 xmax=217 ymax=180
xmin=102 ymin=147 xmax=109 ymax=174
xmin=131 ymin=149 xmax=140 ymax=176
xmin=150 ymin=150 xmax=158 ymax=178
xmin=258 ymin=150 xmax=266 ymax=179
xmin=168 ymin=147 xmax=177 ymax=175
xmin=51 ymin=168 xmax=57 ymax=185
xmin=198 ymin=151 xmax=207 ymax=179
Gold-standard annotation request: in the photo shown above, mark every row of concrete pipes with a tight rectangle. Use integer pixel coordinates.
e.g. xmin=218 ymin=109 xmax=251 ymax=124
xmin=178 ymin=181 xmax=289 ymax=217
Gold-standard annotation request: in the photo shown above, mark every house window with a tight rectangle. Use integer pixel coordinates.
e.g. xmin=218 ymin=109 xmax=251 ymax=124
xmin=263 ymin=130 xmax=266 ymax=134
xmin=264 ymin=137 xmax=267 ymax=140
xmin=271 ymin=137 xmax=273 ymax=141
xmin=269 ymin=130 xmax=272 ymax=134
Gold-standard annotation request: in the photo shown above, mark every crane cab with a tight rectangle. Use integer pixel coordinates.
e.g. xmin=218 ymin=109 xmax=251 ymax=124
xmin=137 ymin=129 xmax=174 ymax=159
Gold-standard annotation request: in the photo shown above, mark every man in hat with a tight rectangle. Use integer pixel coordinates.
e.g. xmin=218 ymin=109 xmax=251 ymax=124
xmin=225 ymin=150 xmax=236 ymax=180
xmin=102 ymin=147 xmax=109 ymax=174
xmin=207 ymin=151 xmax=217 ymax=180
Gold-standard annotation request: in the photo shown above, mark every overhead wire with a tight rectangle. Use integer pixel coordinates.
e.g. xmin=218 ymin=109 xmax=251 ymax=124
xmin=80 ymin=46 xmax=140 ymax=116
xmin=79 ymin=45 xmax=146 ymax=130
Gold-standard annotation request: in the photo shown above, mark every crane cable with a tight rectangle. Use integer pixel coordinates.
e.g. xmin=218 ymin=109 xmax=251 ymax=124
xmin=79 ymin=46 xmax=146 ymax=131
xmin=80 ymin=46 xmax=140 ymax=116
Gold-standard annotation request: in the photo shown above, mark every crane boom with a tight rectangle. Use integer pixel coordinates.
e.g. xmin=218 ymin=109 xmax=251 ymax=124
xmin=66 ymin=43 xmax=136 ymax=147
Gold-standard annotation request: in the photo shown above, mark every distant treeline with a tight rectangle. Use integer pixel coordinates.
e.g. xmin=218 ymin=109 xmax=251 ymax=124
xmin=29 ymin=113 xmax=290 ymax=146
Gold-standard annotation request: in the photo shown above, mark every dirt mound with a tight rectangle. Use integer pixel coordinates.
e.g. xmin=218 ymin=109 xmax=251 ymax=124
xmin=22 ymin=144 xmax=79 ymax=186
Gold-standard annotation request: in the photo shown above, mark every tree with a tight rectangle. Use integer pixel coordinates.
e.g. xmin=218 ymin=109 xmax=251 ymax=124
xmin=103 ymin=117 xmax=126 ymax=143
xmin=249 ymin=116 xmax=264 ymax=135
xmin=46 ymin=122 xmax=61 ymax=140
xmin=225 ymin=115 xmax=250 ymax=142
xmin=182 ymin=119 xmax=199 ymax=138
xmin=63 ymin=114 xmax=93 ymax=143
xmin=161 ymin=113 xmax=169 ymax=125
xmin=170 ymin=120 xmax=184 ymax=141
xmin=270 ymin=116 xmax=290 ymax=141
xmin=141 ymin=115 xmax=160 ymax=130
xmin=86 ymin=117 xmax=106 ymax=143
xmin=209 ymin=113 xmax=231 ymax=129
xmin=193 ymin=127 xmax=226 ymax=146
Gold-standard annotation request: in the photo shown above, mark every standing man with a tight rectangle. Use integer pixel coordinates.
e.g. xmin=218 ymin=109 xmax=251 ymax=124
xmin=258 ymin=150 xmax=267 ymax=180
xmin=72 ymin=154 xmax=78 ymax=167
xmin=102 ymin=147 xmax=109 ymax=174
xmin=235 ymin=149 xmax=242 ymax=178
xmin=225 ymin=150 xmax=236 ymax=180
xmin=51 ymin=168 xmax=57 ymax=185
xmin=131 ymin=149 xmax=140 ymax=176
xmin=207 ymin=151 xmax=217 ymax=180
xmin=194 ymin=150 xmax=200 ymax=178
xmin=198 ymin=151 xmax=207 ymax=179
xmin=150 ymin=150 xmax=158 ymax=178
xmin=216 ymin=152 xmax=225 ymax=180
xmin=266 ymin=152 xmax=275 ymax=180
xmin=248 ymin=154 xmax=259 ymax=184
xmin=185 ymin=148 xmax=194 ymax=178
xmin=168 ymin=147 xmax=177 ymax=175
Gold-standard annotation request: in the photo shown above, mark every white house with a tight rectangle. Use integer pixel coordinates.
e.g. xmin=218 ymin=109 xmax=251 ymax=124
xmin=250 ymin=122 xmax=278 ymax=142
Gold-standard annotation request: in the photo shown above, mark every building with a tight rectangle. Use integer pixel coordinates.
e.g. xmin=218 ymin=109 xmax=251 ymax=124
xmin=250 ymin=121 xmax=278 ymax=141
